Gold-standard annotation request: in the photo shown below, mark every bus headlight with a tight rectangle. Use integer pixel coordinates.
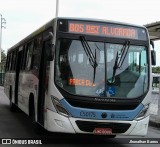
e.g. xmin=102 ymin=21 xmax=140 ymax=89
xmin=51 ymin=96 xmax=70 ymax=117
xmin=136 ymin=104 xmax=150 ymax=120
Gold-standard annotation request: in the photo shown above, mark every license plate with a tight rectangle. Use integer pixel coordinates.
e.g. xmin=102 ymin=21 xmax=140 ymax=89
xmin=93 ymin=128 xmax=112 ymax=135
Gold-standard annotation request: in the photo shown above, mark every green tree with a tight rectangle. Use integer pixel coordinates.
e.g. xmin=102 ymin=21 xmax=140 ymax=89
xmin=152 ymin=66 xmax=160 ymax=73
xmin=1 ymin=49 xmax=7 ymax=62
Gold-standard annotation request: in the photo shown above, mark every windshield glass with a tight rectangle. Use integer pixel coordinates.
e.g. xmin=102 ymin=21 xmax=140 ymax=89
xmin=55 ymin=38 xmax=148 ymax=98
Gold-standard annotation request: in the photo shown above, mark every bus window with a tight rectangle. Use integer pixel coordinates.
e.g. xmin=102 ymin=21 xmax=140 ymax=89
xmin=26 ymin=41 xmax=34 ymax=71
xmin=10 ymin=51 xmax=17 ymax=71
xmin=128 ymin=51 xmax=140 ymax=73
xmin=6 ymin=54 xmax=10 ymax=71
xmin=31 ymin=35 xmax=43 ymax=76
xmin=140 ymin=50 xmax=147 ymax=73
xmin=20 ymin=46 xmax=26 ymax=70
xmin=78 ymin=53 xmax=84 ymax=63
xmin=9 ymin=53 xmax=13 ymax=71
xmin=55 ymin=39 xmax=105 ymax=96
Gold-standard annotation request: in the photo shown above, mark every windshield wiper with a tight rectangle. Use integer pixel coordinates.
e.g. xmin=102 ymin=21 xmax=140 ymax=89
xmin=80 ymin=36 xmax=98 ymax=83
xmin=112 ymin=40 xmax=130 ymax=83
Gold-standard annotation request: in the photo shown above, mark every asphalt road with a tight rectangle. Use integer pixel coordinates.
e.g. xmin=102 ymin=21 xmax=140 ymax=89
xmin=0 ymin=86 xmax=160 ymax=147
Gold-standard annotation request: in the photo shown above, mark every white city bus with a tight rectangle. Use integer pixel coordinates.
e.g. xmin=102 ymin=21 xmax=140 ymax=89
xmin=4 ymin=17 xmax=156 ymax=136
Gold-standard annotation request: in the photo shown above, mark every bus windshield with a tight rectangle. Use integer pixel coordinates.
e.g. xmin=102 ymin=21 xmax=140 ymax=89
xmin=55 ymin=38 xmax=148 ymax=98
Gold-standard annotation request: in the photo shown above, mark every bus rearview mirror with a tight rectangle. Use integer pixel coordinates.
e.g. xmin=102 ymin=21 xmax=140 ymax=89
xmin=150 ymin=40 xmax=154 ymax=49
xmin=151 ymin=50 xmax=156 ymax=66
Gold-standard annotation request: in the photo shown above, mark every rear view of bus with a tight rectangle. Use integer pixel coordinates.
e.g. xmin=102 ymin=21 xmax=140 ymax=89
xmin=48 ymin=18 xmax=153 ymax=136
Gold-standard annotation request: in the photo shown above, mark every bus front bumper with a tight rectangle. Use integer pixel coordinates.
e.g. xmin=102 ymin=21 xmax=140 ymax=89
xmin=46 ymin=109 xmax=149 ymax=136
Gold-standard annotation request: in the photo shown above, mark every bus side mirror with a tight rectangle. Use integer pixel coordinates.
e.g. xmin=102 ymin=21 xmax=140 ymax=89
xmin=150 ymin=40 xmax=154 ymax=49
xmin=151 ymin=50 xmax=156 ymax=66
xmin=46 ymin=32 xmax=55 ymax=61
xmin=150 ymin=40 xmax=156 ymax=66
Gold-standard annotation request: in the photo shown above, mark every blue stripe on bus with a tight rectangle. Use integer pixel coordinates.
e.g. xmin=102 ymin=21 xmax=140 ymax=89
xmin=60 ymin=99 xmax=143 ymax=121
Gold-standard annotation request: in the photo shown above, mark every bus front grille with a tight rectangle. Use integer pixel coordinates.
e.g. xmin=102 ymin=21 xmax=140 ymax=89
xmin=76 ymin=120 xmax=131 ymax=133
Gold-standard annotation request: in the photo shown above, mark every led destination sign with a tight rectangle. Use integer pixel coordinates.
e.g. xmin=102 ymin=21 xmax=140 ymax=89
xmin=66 ymin=21 xmax=147 ymax=40
xmin=69 ymin=78 xmax=96 ymax=87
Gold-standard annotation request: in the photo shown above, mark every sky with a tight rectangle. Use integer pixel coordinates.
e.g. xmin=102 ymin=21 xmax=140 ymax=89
xmin=0 ymin=0 xmax=160 ymax=65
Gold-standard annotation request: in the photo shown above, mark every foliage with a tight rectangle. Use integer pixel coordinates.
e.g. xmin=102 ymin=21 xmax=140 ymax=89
xmin=152 ymin=66 xmax=160 ymax=73
xmin=1 ymin=49 xmax=7 ymax=62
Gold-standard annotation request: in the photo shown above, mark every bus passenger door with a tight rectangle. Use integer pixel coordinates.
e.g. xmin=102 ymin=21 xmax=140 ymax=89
xmin=37 ymin=40 xmax=50 ymax=125
xmin=15 ymin=48 xmax=23 ymax=105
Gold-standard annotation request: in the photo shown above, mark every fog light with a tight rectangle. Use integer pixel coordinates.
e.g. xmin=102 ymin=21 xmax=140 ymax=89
xmin=55 ymin=119 xmax=66 ymax=128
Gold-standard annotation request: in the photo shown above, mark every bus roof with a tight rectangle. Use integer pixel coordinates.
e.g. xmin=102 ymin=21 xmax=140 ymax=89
xmin=7 ymin=17 xmax=147 ymax=53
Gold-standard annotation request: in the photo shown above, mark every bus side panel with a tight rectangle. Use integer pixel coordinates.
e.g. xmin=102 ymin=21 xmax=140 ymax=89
xmin=18 ymin=72 xmax=39 ymax=115
xmin=4 ymin=72 xmax=16 ymax=102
